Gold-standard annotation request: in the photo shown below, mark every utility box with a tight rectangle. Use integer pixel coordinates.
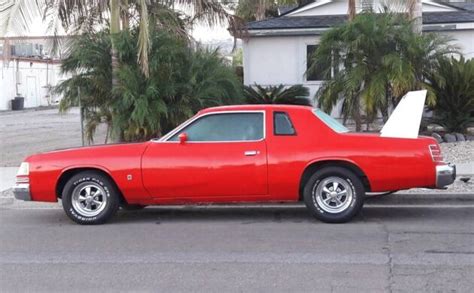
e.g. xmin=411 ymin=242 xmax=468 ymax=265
xmin=11 ymin=96 xmax=25 ymax=110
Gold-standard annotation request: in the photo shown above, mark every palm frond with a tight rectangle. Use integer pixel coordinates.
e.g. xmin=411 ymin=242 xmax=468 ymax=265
xmin=244 ymin=84 xmax=311 ymax=106
xmin=0 ymin=0 xmax=44 ymax=37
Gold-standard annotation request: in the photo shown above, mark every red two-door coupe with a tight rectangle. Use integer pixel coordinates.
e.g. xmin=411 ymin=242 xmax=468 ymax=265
xmin=13 ymin=105 xmax=455 ymax=224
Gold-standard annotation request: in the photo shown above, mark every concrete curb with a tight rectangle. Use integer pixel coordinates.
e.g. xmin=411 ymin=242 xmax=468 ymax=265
xmin=366 ymin=192 xmax=474 ymax=204
xmin=0 ymin=105 xmax=59 ymax=115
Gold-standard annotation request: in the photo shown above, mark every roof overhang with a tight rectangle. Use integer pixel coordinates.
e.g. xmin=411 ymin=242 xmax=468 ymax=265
xmin=424 ymin=21 xmax=474 ymax=32
xmin=247 ymin=21 xmax=474 ymax=37
xmin=247 ymin=28 xmax=329 ymax=37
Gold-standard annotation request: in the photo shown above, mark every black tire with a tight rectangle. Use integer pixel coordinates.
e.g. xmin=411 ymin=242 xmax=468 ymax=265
xmin=61 ymin=171 xmax=120 ymax=225
xmin=303 ymin=166 xmax=365 ymax=223
xmin=121 ymin=204 xmax=146 ymax=211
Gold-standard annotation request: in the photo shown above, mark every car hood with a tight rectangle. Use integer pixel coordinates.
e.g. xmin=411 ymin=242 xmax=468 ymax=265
xmin=25 ymin=142 xmax=151 ymax=163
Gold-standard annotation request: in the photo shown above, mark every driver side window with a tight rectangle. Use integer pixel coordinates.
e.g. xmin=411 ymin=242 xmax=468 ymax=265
xmin=169 ymin=112 xmax=264 ymax=142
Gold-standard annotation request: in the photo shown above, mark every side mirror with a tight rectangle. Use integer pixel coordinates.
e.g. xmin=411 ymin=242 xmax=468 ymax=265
xmin=178 ymin=133 xmax=188 ymax=144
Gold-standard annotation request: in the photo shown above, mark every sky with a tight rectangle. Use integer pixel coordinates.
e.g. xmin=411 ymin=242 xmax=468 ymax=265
xmin=22 ymin=3 xmax=234 ymax=43
xmin=26 ymin=17 xmax=232 ymax=42
xmin=192 ymin=23 xmax=232 ymax=42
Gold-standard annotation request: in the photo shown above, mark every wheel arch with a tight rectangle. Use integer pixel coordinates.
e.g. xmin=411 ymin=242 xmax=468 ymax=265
xmin=299 ymin=159 xmax=371 ymax=200
xmin=56 ymin=167 xmax=125 ymax=203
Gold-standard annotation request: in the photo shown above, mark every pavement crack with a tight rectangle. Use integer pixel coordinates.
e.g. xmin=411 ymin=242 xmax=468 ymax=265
xmin=424 ymin=249 xmax=474 ymax=255
xmin=395 ymin=231 xmax=474 ymax=236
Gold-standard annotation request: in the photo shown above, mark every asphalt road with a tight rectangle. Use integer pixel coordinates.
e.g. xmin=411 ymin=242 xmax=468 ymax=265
xmin=1 ymin=199 xmax=473 ymax=292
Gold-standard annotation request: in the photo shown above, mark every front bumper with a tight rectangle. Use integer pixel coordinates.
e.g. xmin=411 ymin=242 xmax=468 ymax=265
xmin=12 ymin=183 xmax=32 ymax=201
xmin=436 ymin=164 xmax=456 ymax=189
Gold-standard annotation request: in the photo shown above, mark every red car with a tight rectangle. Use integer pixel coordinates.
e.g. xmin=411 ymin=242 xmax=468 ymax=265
xmin=13 ymin=105 xmax=455 ymax=224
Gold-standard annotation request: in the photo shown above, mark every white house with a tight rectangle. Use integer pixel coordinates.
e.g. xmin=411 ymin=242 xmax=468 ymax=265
xmin=0 ymin=37 xmax=67 ymax=111
xmin=0 ymin=59 xmax=64 ymax=110
xmin=241 ymin=0 xmax=474 ymax=106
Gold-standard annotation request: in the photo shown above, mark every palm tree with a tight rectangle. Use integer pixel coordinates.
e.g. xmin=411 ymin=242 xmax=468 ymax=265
xmin=235 ymin=0 xmax=311 ymax=22
xmin=348 ymin=0 xmax=356 ymax=20
xmin=244 ymin=84 xmax=312 ymax=106
xmin=310 ymin=11 xmax=454 ymax=131
xmin=1 ymin=0 xmax=244 ymax=76
xmin=406 ymin=0 xmax=422 ymax=34
xmin=54 ymin=30 xmax=114 ymax=142
xmin=55 ymin=26 xmax=243 ymax=142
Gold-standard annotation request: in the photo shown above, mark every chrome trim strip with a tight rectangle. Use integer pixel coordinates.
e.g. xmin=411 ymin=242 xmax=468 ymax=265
xmin=12 ymin=183 xmax=32 ymax=201
xmin=155 ymin=110 xmax=267 ymax=144
xmin=435 ymin=164 xmax=456 ymax=188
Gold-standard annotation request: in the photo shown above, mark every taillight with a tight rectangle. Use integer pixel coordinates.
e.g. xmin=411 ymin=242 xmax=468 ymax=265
xmin=429 ymin=144 xmax=444 ymax=162
xmin=16 ymin=176 xmax=29 ymax=184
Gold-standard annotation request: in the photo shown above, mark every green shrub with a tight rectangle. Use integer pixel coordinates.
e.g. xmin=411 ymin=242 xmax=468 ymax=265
xmin=243 ymin=84 xmax=311 ymax=106
xmin=426 ymin=57 xmax=474 ymax=132
xmin=56 ymin=28 xmax=243 ymax=142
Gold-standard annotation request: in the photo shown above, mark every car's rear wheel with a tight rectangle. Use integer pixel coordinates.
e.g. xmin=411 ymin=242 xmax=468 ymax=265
xmin=303 ymin=167 xmax=365 ymax=223
xmin=62 ymin=171 xmax=120 ymax=225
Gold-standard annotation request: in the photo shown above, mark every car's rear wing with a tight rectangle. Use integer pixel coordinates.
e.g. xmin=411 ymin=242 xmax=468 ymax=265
xmin=380 ymin=90 xmax=427 ymax=139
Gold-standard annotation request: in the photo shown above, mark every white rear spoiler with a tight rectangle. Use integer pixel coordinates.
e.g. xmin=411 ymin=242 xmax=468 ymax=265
xmin=380 ymin=90 xmax=427 ymax=139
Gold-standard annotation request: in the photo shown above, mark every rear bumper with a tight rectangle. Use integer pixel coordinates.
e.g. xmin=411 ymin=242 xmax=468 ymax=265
xmin=12 ymin=183 xmax=32 ymax=201
xmin=436 ymin=164 xmax=456 ymax=189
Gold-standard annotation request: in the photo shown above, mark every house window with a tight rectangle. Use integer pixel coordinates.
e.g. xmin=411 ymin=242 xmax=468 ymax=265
xmin=306 ymin=45 xmax=326 ymax=81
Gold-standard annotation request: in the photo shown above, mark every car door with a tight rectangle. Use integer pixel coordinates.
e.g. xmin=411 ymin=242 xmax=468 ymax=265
xmin=141 ymin=111 xmax=268 ymax=200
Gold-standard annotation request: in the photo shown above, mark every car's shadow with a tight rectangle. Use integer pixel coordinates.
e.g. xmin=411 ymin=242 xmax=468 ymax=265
xmin=11 ymin=201 xmax=472 ymax=225
xmin=112 ymin=205 xmax=312 ymax=224
xmin=106 ymin=203 xmax=473 ymax=225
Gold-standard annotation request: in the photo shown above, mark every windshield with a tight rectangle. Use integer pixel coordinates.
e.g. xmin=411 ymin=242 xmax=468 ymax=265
xmin=312 ymin=109 xmax=349 ymax=133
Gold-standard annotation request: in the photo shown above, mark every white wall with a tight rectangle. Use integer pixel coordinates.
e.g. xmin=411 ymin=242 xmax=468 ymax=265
xmin=0 ymin=60 xmax=65 ymax=111
xmin=243 ymin=35 xmax=342 ymax=114
xmin=243 ymin=35 xmax=322 ymax=89
xmin=445 ymin=29 xmax=474 ymax=59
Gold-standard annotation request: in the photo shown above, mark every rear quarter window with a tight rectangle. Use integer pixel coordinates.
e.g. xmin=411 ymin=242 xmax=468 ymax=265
xmin=312 ymin=109 xmax=349 ymax=133
xmin=274 ymin=112 xmax=296 ymax=135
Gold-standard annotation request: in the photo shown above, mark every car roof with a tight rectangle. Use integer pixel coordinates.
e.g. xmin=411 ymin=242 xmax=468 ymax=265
xmin=199 ymin=104 xmax=313 ymax=114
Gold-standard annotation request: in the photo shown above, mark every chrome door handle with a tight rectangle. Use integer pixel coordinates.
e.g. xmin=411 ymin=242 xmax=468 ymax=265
xmin=244 ymin=150 xmax=258 ymax=156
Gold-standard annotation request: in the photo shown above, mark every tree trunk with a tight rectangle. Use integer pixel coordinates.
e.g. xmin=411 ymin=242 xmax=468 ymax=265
xmin=381 ymin=84 xmax=390 ymax=122
xmin=352 ymin=94 xmax=362 ymax=131
xmin=110 ymin=0 xmax=123 ymax=141
xmin=110 ymin=0 xmax=120 ymax=89
xmin=348 ymin=0 xmax=356 ymax=21
xmin=408 ymin=0 xmax=422 ymax=34
xmin=256 ymin=0 xmax=267 ymax=21
xmin=121 ymin=0 xmax=129 ymax=30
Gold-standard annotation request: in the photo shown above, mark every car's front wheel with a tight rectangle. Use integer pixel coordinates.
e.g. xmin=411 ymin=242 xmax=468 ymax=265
xmin=303 ymin=167 xmax=365 ymax=223
xmin=62 ymin=171 xmax=120 ymax=225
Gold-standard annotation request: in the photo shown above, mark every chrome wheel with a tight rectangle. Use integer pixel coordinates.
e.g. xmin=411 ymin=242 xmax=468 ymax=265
xmin=313 ymin=177 xmax=353 ymax=214
xmin=71 ymin=183 xmax=107 ymax=217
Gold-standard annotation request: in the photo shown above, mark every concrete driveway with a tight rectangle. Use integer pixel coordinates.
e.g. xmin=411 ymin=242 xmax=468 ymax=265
xmin=0 ymin=107 xmax=107 ymax=167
